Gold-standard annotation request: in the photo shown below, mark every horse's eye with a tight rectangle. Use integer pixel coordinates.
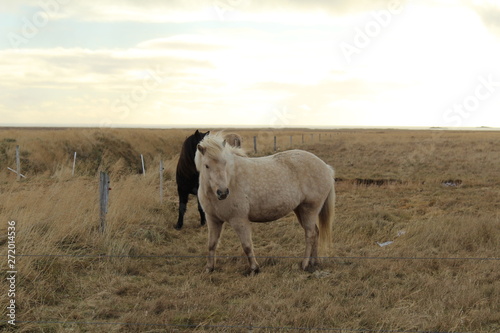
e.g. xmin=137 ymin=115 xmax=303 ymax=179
xmin=205 ymin=165 xmax=209 ymax=169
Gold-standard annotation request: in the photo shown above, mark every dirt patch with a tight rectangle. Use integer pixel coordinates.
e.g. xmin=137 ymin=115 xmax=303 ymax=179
xmin=335 ymin=178 xmax=405 ymax=186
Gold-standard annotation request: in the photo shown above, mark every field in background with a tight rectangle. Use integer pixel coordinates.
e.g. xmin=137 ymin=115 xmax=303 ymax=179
xmin=0 ymin=127 xmax=499 ymax=332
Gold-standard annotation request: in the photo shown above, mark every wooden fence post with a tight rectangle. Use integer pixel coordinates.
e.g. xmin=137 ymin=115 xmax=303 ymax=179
xmin=253 ymin=136 xmax=257 ymax=154
xmin=99 ymin=172 xmax=110 ymax=233
xmin=141 ymin=154 xmax=146 ymax=176
xmin=290 ymin=135 xmax=293 ymax=148
xmin=159 ymin=160 xmax=164 ymax=204
xmin=273 ymin=136 xmax=277 ymax=152
xmin=16 ymin=145 xmax=20 ymax=181
xmin=302 ymin=134 xmax=304 ymax=144
xmin=72 ymin=152 xmax=77 ymax=176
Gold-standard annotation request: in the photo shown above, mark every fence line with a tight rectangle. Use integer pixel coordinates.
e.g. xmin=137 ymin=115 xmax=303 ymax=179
xmin=5 ymin=254 xmax=495 ymax=333
xmin=1 ymin=319 xmax=465 ymax=333
xmin=249 ymin=131 xmax=330 ymax=154
xmin=12 ymin=253 xmax=500 ymax=261
xmin=3 ymin=131 xmax=333 ymax=180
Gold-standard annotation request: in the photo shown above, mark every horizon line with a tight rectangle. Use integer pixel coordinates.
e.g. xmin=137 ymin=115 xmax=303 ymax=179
xmin=1 ymin=124 xmax=499 ymax=131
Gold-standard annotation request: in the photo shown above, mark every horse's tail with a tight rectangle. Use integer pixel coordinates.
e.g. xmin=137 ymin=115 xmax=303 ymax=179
xmin=318 ymin=173 xmax=335 ymax=253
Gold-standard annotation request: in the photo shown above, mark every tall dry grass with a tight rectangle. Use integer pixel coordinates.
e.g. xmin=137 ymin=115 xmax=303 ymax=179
xmin=0 ymin=128 xmax=499 ymax=332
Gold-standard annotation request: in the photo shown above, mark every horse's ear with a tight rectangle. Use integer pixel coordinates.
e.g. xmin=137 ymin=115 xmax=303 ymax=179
xmin=197 ymin=144 xmax=206 ymax=155
xmin=195 ymin=129 xmax=200 ymax=136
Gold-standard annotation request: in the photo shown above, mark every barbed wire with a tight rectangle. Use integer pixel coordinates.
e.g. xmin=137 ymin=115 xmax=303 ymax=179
xmin=3 ymin=253 xmax=494 ymax=333
xmin=9 ymin=253 xmax=500 ymax=261
xmin=0 ymin=319 xmax=471 ymax=333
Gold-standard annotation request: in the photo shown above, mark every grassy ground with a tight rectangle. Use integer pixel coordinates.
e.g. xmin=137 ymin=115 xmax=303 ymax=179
xmin=0 ymin=128 xmax=499 ymax=332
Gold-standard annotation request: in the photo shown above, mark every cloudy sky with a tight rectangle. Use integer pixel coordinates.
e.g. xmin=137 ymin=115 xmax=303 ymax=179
xmin=1 ymin=0 xmax=500 ymax=128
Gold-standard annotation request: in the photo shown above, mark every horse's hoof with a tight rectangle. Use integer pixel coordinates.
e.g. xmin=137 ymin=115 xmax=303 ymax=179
xmin=300 ymin=259 xmax=317 ymax=272
xmin=244 ymin=267 xmax=260 ymax=276
xmin=174 ymin=224 xmax=182 ymax=230
xmin=301 ymin=263 xmax=316 ymax=273
xmin=200 ymin=220 xmax=206 ymax=226
xmin=205 ymin=267 xmax=215 ymax=273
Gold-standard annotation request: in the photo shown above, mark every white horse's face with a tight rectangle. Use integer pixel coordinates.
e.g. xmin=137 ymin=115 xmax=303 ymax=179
xmin=196 ymin=144 xmax=230 ymax=200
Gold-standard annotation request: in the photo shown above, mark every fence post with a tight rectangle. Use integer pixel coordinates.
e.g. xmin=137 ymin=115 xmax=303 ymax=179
xmin=141 ymin=154 xmax=146 ymax=176
xmin=290 ymin=135 xmax=293 ymax=148
xmin=302 ymin=134 xmax=304 ymax=144
xmin=72 ymin=152 xmax=77 ymax=176
xmin=99 ymin=172 xmax=110 ymax=233
xmin=273 ymin=136 xmax=277 ymax=152
xmin=16 ymin=145 xmax=20 ymax=181
xmin=253 ymin=136 xmax=257 ymax=154
xmin=159 ymin=160 xmax=164 ymax=204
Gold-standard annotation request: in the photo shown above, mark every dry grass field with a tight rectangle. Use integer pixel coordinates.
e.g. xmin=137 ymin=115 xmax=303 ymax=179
xmin=0 ymin=127 xmax=499 ymax=332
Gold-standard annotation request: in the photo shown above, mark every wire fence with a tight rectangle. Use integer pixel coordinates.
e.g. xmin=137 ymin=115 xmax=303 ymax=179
xmin=9 ymin=253 xmax=500 ymax=261
xmin=4 ymin=251 xmax=498 ymax=332
xmin=0 ymin=319 xmax=476 ymax=333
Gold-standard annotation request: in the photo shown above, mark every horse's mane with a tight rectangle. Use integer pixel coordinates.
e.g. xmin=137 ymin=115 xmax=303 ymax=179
xmin=176 ymin=133 xmax=201 ymax=179
xmin=198 ymin=132 xmax=247 ymax=161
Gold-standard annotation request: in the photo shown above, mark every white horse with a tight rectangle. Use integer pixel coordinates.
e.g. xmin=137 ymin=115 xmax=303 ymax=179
xmin=195 ymin=133 xmax=335 ymax=274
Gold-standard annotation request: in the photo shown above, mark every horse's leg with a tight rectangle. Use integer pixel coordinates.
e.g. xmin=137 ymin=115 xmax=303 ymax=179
xmin=230 ymin=218 xmax=259 ymax=275
xmin=206 ymin=217 xmax=224 ymax=272
xmin=295 ymin=206 xmax=319 ymax=271
xmin=175 ymin=190 xmax=189 ymax=230
xmin=310 ymin=225 xmax=320 ymax=266
xmin=197 ymin=197 xmax=206 ymax=226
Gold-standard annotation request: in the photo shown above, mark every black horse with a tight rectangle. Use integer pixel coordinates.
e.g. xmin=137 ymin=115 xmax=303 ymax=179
xmin=174 ymin=130 xmax=209 ymax=230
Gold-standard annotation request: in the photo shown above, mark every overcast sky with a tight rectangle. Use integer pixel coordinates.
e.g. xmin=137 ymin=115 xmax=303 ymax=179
xmin=1 ymin=0 xmax=500 ymax=128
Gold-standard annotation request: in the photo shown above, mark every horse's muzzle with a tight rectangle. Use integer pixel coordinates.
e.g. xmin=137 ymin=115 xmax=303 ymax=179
xmin=216 ymin=188 xmax=229 ymax=200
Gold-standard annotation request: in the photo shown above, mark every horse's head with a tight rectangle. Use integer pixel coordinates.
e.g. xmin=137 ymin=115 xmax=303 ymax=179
xmin=194 ymin=129 xmax=210 ymax=141
xmin=189 ymin=130 xmax=209 ymax=152
xmin=195 ymin=134 xmax=231 ymax=200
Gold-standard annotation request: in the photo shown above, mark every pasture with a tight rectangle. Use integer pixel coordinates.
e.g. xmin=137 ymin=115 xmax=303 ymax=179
xmin=0 ymin=127 xmax=499 ymax=332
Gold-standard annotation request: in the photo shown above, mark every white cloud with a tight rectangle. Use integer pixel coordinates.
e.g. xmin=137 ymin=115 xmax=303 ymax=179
xmin=469 ymin=0 xmax=500 ymax=36
xmin=1 ymin=0 xmax=500 ymax=127
xmin=1 ymin=0 xmax=403 ymax=24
